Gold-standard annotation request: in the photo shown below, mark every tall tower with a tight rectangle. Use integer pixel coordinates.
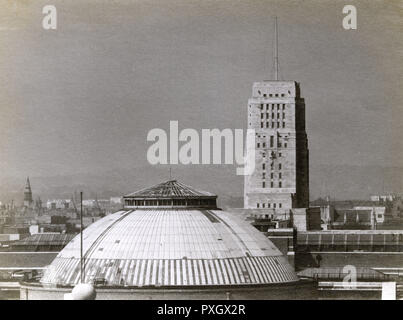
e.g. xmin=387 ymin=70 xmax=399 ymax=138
xmin=24 ymin=177 xmax=33 ymax=207
xmin=244 ymin=18 xmax=309 ymax=211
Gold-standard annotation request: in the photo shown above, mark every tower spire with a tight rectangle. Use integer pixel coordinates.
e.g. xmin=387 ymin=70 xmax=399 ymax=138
xmin=274 ymin=16 xmax=279 ymax=81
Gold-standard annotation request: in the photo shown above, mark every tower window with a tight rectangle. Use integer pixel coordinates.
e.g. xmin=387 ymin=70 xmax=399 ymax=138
xmin=282 ymin=122 xmax=285 ymax=128
xmin=262 ymin=163 xmax=265 ymax=170
xmin=272 ymin=112 xmax=275 ymax=118
xmin=266 ymin=122 xmax=269 ymax=128
xmin=271 ymin=181 xmax=274 ymax=188
xmin=270 ymin=136 xmax=274 ymax=148
xmin=262 ymin=181 xmax=265 ymax=188
xmin=271 ymin=173 xmax=274 ymax=179
xmin=261 ymin=122 xmax=263 ymax=128
xmin=279 ymin=182 xmax=282 ymax=188
xmin=263 ymin=142 xmax=266 ymax=148
xmin=279 ymin=173 xmax=282 ymax=179
xmin=261 ymin=113 xmax=264 ymax=119
xmin=260 ymin=104 xmax=264 ymax=109
xmin=268 ymin=203 xmax=271 ymax=208
xmin=274 ymin=203 xmax=277 ymax=208
xmin=257 ymin=143 xmax=260 ymax=148
xmin=282 ymin=104 xmax=285 ymax=109
xmin=279 ymin=163 xmax=282 ymax=170
xmin=279 ymin=203 xmax=282 ymax=208
xmin=262 ymin=203 xmax=265 ymax=208
xmin=257 ymin=203 xmax=260 ymax=208
xmin=263 ymin=94 xmax=267 ymax=98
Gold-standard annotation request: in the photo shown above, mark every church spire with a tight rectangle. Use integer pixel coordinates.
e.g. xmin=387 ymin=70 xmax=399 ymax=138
xmin=24 ymin=176 xmax=33 ymax=206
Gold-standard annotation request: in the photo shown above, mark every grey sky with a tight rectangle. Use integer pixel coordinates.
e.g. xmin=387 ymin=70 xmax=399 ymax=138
xmin=0 ymin=0 xmax=402 ymax=199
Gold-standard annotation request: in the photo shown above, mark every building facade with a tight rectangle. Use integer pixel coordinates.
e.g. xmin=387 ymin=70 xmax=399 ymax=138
xmin=244 ymin=81 xmax=309 ymax=210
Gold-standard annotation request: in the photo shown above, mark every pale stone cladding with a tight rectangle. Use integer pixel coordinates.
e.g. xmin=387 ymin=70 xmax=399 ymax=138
xmin=244 ymin=80 xmax=309 ymax=210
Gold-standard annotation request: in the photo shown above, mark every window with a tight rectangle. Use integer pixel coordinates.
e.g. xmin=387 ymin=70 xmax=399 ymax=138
xmin=279 ymin=173 xmax=282 ymax=179
xmin=257 ymin=143 xmax=260 ymax=148
xmin=266 ymin=113 xmax=269 ymax=118
xmin=262 ymin=173 xmax=266 ymax=179
xmin=282 ymin=104 xmax=285 ymax=109
xmin=272 ymin=112 xmax=275 ymax=118
xmin=260 ymin=104 xmax=263 ymax=109
xmin=268 ymin=203 xmax=271 ymax=208
xmin=257 ymin=203 xmax=260 ymax=208
xmin=262 ymin=163 xmax=265 ymax=170
xmin=282 ymin=122 xmax=285 ymax=128
xmin=261 ymin=113 xmax=264 ymax=119
xmin=269 ymin=94 xmax=273 ymax=97
xmin=262 ymin=203 xmax=265 ymax=208
xmin=271 ymin=173 xmax=274 ymax=179
xmin=274 ymin=203 xmax=277 ymax=208
xmin=266 ymin=122 xmax=269 ymax=128
xmin=263 ymin=94 xmax=267 ymax=98
xmin=277 ymin=122 xmax=280 ymax=128
xmin=281 ymin=94 xmax=285 ymax=97
xmin=282 ymin=112 xmax=285 ymax=118
xmin=279 ymin=152 xmax=282 ymax=157
xmin=271 ymin=181 xmax=274 ymax=188
xmin=279 ymin=181 xmax=282 ymax=188
xmin=261 ymin=122 xmax=263 ymax=128
xmin=270 ymin=136 xmax=274 ymax=148
xmin=262 ymin=182 xmax=266 ymax=188
xmin=279 ymin=203 xmax=282 ymax=208
xmin=266 ymin=104 xmax=269 ymax=110
xmin=284 ymin=143 xmax=287 ymax=148
xmin=263 ymin=142 xmax=266 ymax=148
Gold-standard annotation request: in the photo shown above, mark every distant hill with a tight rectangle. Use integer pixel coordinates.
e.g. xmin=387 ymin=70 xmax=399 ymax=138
xmin=0 ymin=164 xmax=402 ymax=207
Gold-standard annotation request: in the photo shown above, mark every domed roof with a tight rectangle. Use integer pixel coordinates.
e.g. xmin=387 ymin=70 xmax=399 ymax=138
xmin=125 ymin=180 xmax=216 ymax=198
xmin=41 ymin=181 xmax=299 ymax=287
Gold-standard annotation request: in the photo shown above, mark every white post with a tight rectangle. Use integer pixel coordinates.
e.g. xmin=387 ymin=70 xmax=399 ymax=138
xmin=382 ymin=282 xmax=396 ymax=300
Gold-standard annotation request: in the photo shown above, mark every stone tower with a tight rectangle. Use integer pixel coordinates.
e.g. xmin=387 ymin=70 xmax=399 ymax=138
xmin=244 ymin=81 xmax=309 ymax=210
xmin=24 ymin=177 xmax=33 ymax=208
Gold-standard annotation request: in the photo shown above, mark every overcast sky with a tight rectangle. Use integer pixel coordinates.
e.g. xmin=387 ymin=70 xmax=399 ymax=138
xmin=0 ymin=0 xmax=402 ymax=198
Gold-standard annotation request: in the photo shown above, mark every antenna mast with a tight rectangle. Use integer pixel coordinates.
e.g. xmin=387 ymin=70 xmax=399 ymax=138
xmin=274 ymin=16 xmax=279 ymax=80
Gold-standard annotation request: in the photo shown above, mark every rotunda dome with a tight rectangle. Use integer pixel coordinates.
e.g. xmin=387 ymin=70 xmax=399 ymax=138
xmin=41 ymin=180 xmax=299 ymax=287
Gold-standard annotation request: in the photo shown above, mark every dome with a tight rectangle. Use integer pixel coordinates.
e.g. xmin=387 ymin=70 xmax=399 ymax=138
xmin=41 ymin=180 xmax=299 ymax=287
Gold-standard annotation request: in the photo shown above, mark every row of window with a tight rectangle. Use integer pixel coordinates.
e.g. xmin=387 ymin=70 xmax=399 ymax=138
xmin=257 ymin=141 xmax=288 ymax=148
xmin=261 ymin=112 xmax=286 ymax=119
xmin=262 ymin=181 xmax=282 ymax=188
xmin=260 ymin=121 xmax=286 ymax=129
xmin=257 ymin=91 xmax=287 ymax=98
xmin=263 ymin=163 xmax=282 ymax=170
xmin=260 ymin=103 xmax=286 ymax=110
xmin=256 ymin=202 xmax=283 ymax=209
xmin=124 ymin=199 xmax=216 ymax=206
